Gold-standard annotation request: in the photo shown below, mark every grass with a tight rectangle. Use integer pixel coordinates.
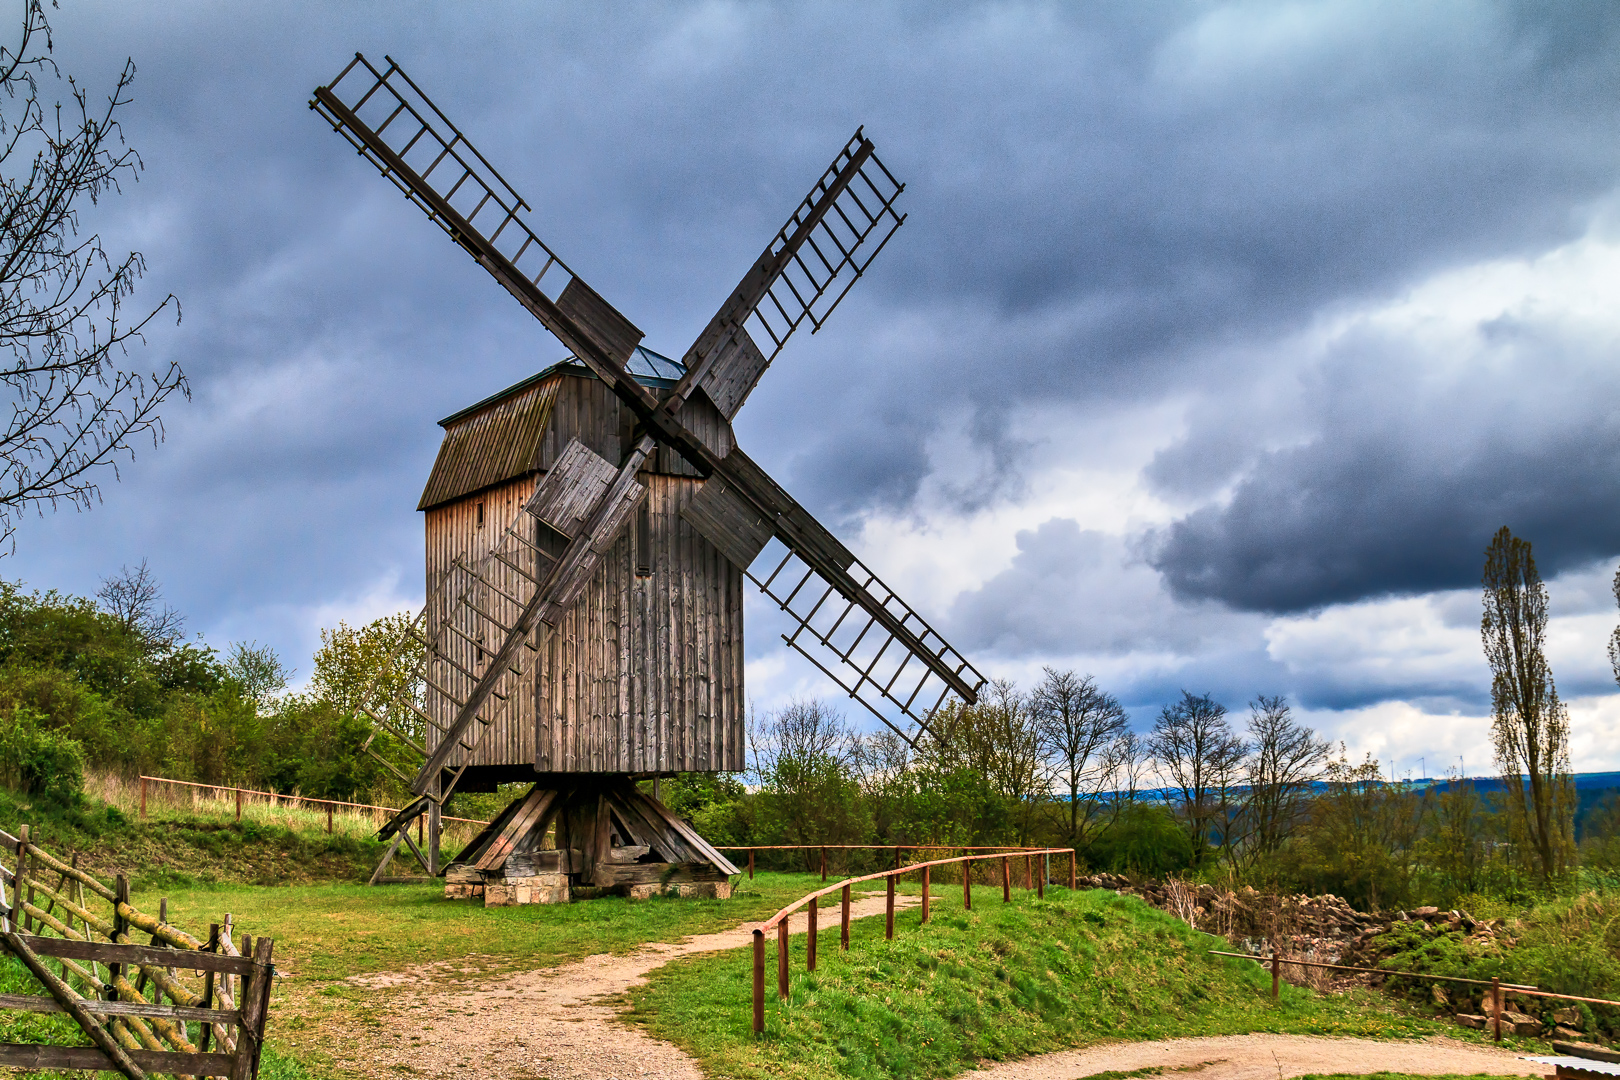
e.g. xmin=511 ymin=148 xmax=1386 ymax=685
xmin=626 ymin=886 xmax=1539 ymax=1080
xmin=141 ymin=871 xmax=835 ymax=982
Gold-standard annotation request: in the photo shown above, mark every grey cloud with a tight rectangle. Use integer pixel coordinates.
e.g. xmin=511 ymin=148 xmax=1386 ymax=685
xmin=1149 ymin=316 xmax=1620 ymax=613
xmin=3 ymin=0 xmax=1618 ymax=683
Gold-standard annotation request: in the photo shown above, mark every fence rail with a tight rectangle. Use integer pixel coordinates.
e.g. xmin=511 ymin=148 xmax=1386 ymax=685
xmin=137 ymin=774 xmax=492 ymax=829
xmin=717 ymin=843 xmax=1072 ymax=883
xmin=0 ymin=825 xmax=275 ymax=1078
xmin=1210 ymin=949 xmax=1620 ymax=1044
xmin=751 ymin=847 xmax=1075 ymax=1034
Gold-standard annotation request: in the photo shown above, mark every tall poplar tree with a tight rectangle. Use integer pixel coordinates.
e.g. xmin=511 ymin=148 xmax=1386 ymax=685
xmin=1481 ymin=526 xmax=1574 ymax=880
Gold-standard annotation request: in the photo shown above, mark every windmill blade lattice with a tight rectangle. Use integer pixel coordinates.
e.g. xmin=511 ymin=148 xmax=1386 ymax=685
xmin=748 ymin=534 xmax=985 ymax=744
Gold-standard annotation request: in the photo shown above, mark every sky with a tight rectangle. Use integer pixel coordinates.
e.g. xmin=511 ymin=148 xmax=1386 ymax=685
xmin=8 ymin=1 xmax=1620 ymax=776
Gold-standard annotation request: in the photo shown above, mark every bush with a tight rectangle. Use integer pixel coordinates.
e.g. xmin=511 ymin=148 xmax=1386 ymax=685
xmin=0 ymin=706 xmax=85 ymax=804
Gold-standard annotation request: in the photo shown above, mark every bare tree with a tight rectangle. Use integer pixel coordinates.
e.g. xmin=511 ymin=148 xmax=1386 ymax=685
xmin=1030 ymin=667 xmax=1128 ymax=846
xmin=1149 ymin=690 xmax=1246 ymax=866
xmin=1235 ymin=695 xmax=1330 ymax=867
xmin=0 ymin=2 xmax=184 ymax=549
xmin=96 ymin=557 xmax=182 ymax=652
xmin=1607 ymin=562 xmax=1620 ymax=689
xmin=1482 ymin=526 xmax=1574 ymax=880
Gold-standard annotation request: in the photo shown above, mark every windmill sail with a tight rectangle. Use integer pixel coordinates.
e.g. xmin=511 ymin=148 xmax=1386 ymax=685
xmin=668 ymin=130 xmax=906 ymax=420
xmin=314 ymin=54 xmax=982 ymax=797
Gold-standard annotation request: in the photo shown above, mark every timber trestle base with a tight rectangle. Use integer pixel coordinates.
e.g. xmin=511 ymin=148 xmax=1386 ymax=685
xmin=438 ymin=778 xmax=739 ymax=906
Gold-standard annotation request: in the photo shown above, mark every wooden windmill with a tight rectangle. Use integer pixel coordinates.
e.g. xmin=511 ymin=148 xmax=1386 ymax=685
xmin=311 ymin=54 xmax=987 ymax=903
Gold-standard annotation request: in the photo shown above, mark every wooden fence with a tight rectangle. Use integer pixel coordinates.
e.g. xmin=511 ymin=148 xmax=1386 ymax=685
xmin=137 ymin=774 xmax=491 ymax=830
xmin=0 ymin=825 xmax=275 ymax=1078
xmin=751 ymin=847 xmax=1076 ymax=1033
xmin=717 ymin=844 xmax=1071 ymax=883
xmin=1211 ymin=949 xmax=1620 ymax=1043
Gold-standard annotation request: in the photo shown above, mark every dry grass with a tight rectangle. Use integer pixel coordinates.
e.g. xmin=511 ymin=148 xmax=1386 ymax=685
xmin=89 ymin=772 xmax=489 ymax=851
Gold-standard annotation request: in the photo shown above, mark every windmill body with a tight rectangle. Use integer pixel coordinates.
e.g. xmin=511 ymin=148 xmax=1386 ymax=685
xmin=420 ymin=350 xmax=745 ymax=782
xmin=311 ymin=53 xmax=987 ymax=903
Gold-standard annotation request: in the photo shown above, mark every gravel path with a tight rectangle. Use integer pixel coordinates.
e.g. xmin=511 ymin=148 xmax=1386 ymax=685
xmin=310 ymin=898 xmax=1543 ymax=1080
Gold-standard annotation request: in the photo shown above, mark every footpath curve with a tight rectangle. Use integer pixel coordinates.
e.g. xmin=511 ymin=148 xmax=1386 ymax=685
xmin=312 ymin=895 xmax=1541 ymax=1080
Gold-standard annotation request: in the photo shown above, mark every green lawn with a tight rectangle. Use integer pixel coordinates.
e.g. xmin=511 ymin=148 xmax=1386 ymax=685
xmin=138 ymin=871 xmax=832 ymax=982
xmin=626 ymin=887 xmax=1538 ymax=1080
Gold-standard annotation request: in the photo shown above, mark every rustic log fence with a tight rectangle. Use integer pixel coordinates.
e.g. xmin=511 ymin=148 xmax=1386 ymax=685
xmin=1210 ymin=949 xmax=1620 ymax=1044
xmin=717 ymin=844 xmax=1074 ymax=886
xmin=0 ymin=825 xmax=276 ymax=1078
xmin=751 ymin=846 xmax=1075 ymax=1033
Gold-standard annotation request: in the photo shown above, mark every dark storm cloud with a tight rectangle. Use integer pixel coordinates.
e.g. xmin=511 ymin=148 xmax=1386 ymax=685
xmin=1 ymin=0 xmax=1617 ymax=673
xmin=1149 ymin=312 xmax=1620 ymax=612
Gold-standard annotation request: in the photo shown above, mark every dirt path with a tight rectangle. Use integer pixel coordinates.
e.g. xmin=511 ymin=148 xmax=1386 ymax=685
xmin=969 ymin=1033 xmax=1542 ymax=1079
xmin=310 ymin=897 xmax=1541 ymax=1080
xmin=320 ymin=892 xmax=917 ymax=1079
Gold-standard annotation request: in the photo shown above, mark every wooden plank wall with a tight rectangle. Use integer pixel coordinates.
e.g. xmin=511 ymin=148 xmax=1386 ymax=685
xmin=422 ymin=372 xmax=745 ymax=775
xmin=423 ymin=473 xmax=541 ymax=768
xmin=537 ymin=472 xmax=745 ymax=773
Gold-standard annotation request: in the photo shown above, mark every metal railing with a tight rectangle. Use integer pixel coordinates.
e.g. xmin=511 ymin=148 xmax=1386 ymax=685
xmin=751 ymin=847 xmax=1075 ymax=1033
xmin=1211 ymin=949 xmax=1620 ymax=1042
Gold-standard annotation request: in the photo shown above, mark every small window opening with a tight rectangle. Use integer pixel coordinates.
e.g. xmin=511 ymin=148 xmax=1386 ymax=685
xmin=476 ymin=501 xmax=485 ymax=528
xmin=635 ymin=495 xmax=652 ymax=577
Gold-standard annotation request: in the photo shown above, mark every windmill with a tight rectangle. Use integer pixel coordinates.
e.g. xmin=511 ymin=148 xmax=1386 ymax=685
xmin=311 ymin=54 xmax=987 ymax=902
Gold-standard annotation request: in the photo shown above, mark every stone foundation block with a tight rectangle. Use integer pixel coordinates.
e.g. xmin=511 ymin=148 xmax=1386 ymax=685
xmin=627 ymin=880 xmax=733 ymax=901
xmin=484 ymin=873 xmax=570 ymax=907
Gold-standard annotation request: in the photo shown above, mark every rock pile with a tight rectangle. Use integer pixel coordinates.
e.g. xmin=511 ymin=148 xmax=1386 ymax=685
xmin=1076 ymin=873 xmax=1379 ymax=951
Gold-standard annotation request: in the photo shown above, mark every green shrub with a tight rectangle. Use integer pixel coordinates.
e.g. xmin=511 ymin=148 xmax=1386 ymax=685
xmin=0 ymin=706 xmax=85 ymax=804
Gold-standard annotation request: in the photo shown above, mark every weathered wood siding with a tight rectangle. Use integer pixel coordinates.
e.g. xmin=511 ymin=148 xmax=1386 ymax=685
xmin=422 ymin=370 xmax=745 ymax=775
xmin=537 ymin=471 xmax=745 ymax=773
xmin=423 ymin=473 xmax=541 ymax=767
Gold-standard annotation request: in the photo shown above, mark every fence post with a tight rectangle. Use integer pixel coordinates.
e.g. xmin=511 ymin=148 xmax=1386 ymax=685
xmin=236 ymin=787 xmax=242 ymax=823
xmin=820 ymin=847 xmax=826 ymax=882
xmin=1069 ymin=850 xmax=1077 ymax=890
xmin=885 ymin=875 xmax=895 ymax=939
xmin=808 ymin=898 xmax=818 ymax=972
xmin=752 ymin=928 xmax=765 ymax=1034
xmin=1271 ymin=951 xmax=1279 ymax=1000
xmin=922 ymin=865 xmax=930 ymax=923
xmin=327 ymin=804 xmax=334 ymax=835
xmin=894 ymin=845 xmax=901 ymax=870
xmin=140 ymin=777 xmax=147 ymax=819
xmin=963 ymin=859 xmax=972 ymax=910
xmin=1024 ymin=854 xmax=1032 ymax=890
xmin=15 ymin=826 xmax=28 ymax=934
xmin=777 ymin=918 xmax=789 ymax=1000
xmin=1002 ymin=856 xmax=1011 ymax=902
xmin=841 ymin=884 xmax=851 ymax=950
xmin=1037 ymin=858 xmax=1045 ymax=900
xmin=1492 ymin=977 xmax=1502 ymax=1042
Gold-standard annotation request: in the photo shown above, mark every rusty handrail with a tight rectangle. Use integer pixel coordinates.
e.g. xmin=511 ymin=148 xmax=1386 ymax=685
xmin=719 ymin=842 xmax=1061 ymax=882
xmin=750 ymin=846 xmax=1076 ymax=1034
xmin=1211 ymin=949 xmax=1620 ymax=1044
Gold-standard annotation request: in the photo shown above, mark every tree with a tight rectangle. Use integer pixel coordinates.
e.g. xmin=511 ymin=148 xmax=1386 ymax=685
xmin=1481 ymin=526 xmax=1574 ymax=881
xmin=223 ymin=640 xmax=290 ymax=708
xmin=1149 ymin=690 xmax=1246 ymax=865
xmin=1300 ymin=753 xmax=1421 ymax=910
xmin=926 ymin=679 xmax=1045 ymax=843
xmin=748 ymin=699 xmax=867 ymax=858
xmin=1030 ymin=667 xmax=1128 ymax=846
xmin=1236 ymin=695 xmax=1330 ymax=867
xmin=0 ymin=3 xmax=184 ymax=548
xmin=96 ymin=558 xmax=182 ymax=653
